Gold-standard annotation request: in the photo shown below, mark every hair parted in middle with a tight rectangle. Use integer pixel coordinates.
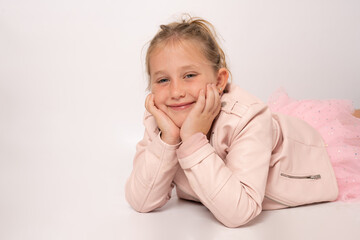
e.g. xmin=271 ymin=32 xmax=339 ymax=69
xmin=145 ymin=14 xmax=230 ymax=89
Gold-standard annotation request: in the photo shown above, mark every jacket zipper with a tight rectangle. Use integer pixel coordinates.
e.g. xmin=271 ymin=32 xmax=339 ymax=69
xmin=280 ymin=173 xmax=321 ymax=180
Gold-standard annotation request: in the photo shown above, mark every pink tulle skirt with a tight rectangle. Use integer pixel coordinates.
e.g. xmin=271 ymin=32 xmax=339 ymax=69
xmin=268 ymin=89 xmax=360 ymax=202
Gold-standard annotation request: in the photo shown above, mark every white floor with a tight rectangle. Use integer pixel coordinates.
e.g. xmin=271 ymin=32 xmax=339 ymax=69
xmin=1 ymin=144 xmax=360 ymax=240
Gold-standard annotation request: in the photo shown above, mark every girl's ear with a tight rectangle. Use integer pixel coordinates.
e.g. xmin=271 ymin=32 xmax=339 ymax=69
xmin=216 ymin=68 xmax=229 ymax=94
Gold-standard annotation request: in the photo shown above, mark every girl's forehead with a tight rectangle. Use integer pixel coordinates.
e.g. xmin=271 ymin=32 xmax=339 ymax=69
xmin=151 ymin=39 xmax=207 ymax=62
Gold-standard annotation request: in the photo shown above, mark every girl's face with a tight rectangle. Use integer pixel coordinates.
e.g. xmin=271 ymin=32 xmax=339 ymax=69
xmin=149 ymin=40 xmax=220 ymax=128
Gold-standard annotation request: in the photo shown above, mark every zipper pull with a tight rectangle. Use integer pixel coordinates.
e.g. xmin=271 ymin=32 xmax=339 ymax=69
xmin=309 ymin=175 xmax=321 ymax=179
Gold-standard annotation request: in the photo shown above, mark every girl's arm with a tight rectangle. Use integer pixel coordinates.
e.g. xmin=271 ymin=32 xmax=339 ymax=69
xmin=177 ymin=104 xmax=272 ymax=228
xmin=125 ymin=113 xmax=180 ymax=212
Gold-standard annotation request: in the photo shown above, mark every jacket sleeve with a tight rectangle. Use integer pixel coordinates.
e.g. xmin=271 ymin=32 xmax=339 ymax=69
xmin=125 ymin=113 xmax=180 ymax=213
xmin=176 ymin=104 xmax=273 ymax=228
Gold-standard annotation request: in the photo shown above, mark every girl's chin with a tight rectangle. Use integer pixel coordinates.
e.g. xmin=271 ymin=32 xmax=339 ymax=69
xmin=173 ymin=119 xmax=185 ymax=128
xmin=169 ymin=116 xmax=186 ymax=128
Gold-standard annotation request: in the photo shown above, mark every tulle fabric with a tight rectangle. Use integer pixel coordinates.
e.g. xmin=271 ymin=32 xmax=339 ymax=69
xmin=268 ymin=89 xmax=360 ymax=202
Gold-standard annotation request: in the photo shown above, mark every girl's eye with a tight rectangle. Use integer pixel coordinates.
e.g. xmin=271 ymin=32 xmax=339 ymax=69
xmin=185 ymin=73 xmax=196 ymax=79
xmin=157 ymin=78 xmax=169 ymax=84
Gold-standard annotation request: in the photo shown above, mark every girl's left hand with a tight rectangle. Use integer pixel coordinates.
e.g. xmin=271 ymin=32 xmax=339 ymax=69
xmin=180 ymin=84 xmax=221 ymax=142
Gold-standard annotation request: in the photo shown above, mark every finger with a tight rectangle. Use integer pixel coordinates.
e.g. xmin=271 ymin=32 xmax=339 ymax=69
xmin=205 ymin=84 xmax=219 ymax=115
xmin=212 ymin=84 xmax=221 ymax=114
xmin=145 ymin=94 xmax=152 ymax=112
xmin=193 ymin=89 xmax=206 ymax=113
xmin=204 ymin=84 xmax=215 ymax=113
xmin=145 ymin=94 xmax=154 ymax=112
xmin=145 ymin=94 xmax=159 ymax=116
xmin=147 ymin=95 xmax=173 ymax=127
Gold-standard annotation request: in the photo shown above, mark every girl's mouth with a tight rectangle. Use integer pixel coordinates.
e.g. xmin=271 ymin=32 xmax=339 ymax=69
xmin=168 ymin=102 xmax=195 ymax=111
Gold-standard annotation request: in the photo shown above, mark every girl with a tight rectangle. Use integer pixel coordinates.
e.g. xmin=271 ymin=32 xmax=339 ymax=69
xmin=125 ymin=15 xmax=360 ymax=228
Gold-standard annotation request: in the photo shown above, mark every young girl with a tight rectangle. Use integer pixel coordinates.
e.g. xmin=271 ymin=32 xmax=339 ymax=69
xmin=125 ymin=15 xmax=360 ymax=228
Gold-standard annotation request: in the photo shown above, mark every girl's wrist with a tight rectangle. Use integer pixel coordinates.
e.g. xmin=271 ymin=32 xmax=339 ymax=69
xmin=181 ymin=128 xmax=208 ymax=142
xmin=181 ymin=131 xmax=200 ymax=142
xmin=160 ymin=132 xmax=181 ymax=145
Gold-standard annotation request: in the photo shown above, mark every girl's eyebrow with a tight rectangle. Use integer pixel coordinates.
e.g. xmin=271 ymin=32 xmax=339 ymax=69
xmin=152 ymin=64 xmax=200 ymax=77
xmin=152 ymin=70 xmax=166 ymax=77
xmin=180 ymin=64 xmax=199 ymax=71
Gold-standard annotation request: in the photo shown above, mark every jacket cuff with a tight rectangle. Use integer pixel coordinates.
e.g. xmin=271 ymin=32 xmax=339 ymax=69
xmin=177 ymin=142 xmax=215 ymax=169
xmin=176 ymin=132 xmax=208 ymax=159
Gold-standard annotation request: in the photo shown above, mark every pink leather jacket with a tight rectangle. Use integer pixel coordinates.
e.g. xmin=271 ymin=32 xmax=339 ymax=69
xmin=125 ymin=84 xmax=338 ymax=228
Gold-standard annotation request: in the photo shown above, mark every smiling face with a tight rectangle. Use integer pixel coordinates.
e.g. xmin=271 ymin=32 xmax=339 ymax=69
xmin=149 ymin=40 xmax=220 ymax=128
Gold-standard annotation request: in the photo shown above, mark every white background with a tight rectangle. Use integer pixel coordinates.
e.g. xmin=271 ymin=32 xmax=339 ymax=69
xmin=1 ymin=0 xmax=360 ymax=239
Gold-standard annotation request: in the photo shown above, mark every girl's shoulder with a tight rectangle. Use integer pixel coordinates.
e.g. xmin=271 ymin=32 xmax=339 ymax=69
xmin=212 ymin=84 xmax=273 ymax=152
xmin=220 ymin=84 xmax=269 ymax=118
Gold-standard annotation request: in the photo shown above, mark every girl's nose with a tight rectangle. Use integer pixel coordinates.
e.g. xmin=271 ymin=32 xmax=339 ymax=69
xmin=170 ymin=80 xmax=185 ymax=99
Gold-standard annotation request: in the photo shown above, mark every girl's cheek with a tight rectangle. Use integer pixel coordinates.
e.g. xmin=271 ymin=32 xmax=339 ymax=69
xmin=150 ymin=84 xmax=156 ymax=94
xmin=151 ymin=86 xmax=161 ymax=98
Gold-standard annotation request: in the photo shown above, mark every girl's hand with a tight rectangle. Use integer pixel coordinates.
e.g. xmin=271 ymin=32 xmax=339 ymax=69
xmin=180 ymin=84 xmax=221 ymax=142
xmin=145 ymin=94 xmax=181 ymax=145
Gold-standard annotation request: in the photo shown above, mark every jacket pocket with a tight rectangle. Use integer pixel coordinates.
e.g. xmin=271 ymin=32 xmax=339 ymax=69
xmin=280 ymin=172 xmax=321 ymax=180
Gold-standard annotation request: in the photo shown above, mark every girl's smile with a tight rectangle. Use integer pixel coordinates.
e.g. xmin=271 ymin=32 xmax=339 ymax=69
xmin=167 ymin=101 xmax=196 ymax=111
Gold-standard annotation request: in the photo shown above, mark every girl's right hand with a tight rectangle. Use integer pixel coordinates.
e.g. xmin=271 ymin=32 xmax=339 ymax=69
xmin=145 ymin=94 xmax=181 ymax=145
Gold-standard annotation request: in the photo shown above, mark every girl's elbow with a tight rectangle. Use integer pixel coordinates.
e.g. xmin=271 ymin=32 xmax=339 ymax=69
xmin=125 ymin=189 xmax=167 ymax=213
xmin=221 ymin=216 xmax=254 ymax=228
xmin=217 ymin=202 xmax=263 ymax=228
xmin=126 ymin=195 xmax=154 ymax=213
xmin=131 ymin=203 xmax=154 ymax=213
xmin=125 ymin=191 xmax=154 ymax=213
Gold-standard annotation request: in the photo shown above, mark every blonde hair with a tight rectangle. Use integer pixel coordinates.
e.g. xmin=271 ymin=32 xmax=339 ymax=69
xmin=145 ymin=14 xmax=230 ymax=89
